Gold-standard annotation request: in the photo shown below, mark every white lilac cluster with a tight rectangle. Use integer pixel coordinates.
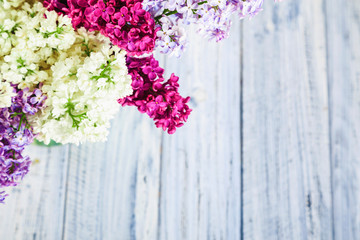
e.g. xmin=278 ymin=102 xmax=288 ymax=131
xmin=0 ymin=1 xmax=133 ymax=144
xmin=34 ymin=45 xmax=132 ymax=145
xmin=0 ymin=81 xmax=15 ymax=108
xmin=0 ymin=0 xmax=24 ymax=9
xmin=0 ymin=0 xmax=24 ymax=109
xmin=143 ymin=0 xmax=277 ymax=57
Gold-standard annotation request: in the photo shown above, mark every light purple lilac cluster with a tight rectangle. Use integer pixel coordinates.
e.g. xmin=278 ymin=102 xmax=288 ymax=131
xmin=143 ymin=0 xmax=275 ymax=57
xmin=0 ymin=86 xmax=46 ymax=203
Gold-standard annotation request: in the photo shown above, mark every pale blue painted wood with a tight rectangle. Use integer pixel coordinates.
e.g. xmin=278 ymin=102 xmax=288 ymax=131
xmin=158 ymin=21 xmax=241 ymax=240
xmin=0 ymin=145 xmax=69 ymax=239
xmin=326 ymin=1 xmax=360 ymax=239
xmin=242 ymin=1 xmax=332 ymax=239
xmin=61 ymin=109 xmax=162 ymax=240
xmin=1 ymin=1 xmax=360 ymax=240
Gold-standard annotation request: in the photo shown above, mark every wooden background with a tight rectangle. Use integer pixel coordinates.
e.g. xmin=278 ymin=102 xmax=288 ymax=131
xmin=1 ymin=0 xmax=360 ymax=239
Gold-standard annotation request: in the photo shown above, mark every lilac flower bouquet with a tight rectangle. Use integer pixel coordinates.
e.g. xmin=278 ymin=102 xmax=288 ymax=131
xmin=0 ymin=0 xmax=281 ymax=203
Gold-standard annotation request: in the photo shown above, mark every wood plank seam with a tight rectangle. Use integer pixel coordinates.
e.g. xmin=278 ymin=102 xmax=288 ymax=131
xmin=240 ymin=20 xmax=244 ymax=240
xmin=323 ymin=0 xmax=335 ymax=239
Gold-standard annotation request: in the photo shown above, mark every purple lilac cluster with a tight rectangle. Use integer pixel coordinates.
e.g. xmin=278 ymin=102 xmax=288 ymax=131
xmin=0 ymin=87 xmax=46 ymax=203
xmin=44 ymin=0 xmax=160 ymax=56
xmin=142 ymin=0 xmax=274 ymax=57
xmin=119 ymin=55 xmax=191 ymax=134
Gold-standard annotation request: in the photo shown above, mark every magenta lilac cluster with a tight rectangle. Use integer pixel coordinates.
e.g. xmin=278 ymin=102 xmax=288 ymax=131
xmin=44 ymin=0 xmax=160 ymax=56
xmin=119 ymin=55 xmax=191 ymax=134
xmin=42 ymin=0 xmax=281 ymax=133
xmin=45 ymin=0 xmax=192 ymax=134
xmin=0 ymin=86 xmax=46 ymax=203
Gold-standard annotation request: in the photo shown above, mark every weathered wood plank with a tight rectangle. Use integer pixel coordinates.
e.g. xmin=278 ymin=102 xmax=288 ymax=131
xmin=6 ymin=0 xmax=360 ymax=238
xmin=0 ymin=145 xmax=69 ymax=240
xmin=158 ymin=21 xmax=241 ymax=240
xmin=326 ymin=1 xmax=360 ymax=239
xmin=61 ymin=108 xmax=162 ymax=240
xmin=242 ymin=1 xmax=332 ymax=239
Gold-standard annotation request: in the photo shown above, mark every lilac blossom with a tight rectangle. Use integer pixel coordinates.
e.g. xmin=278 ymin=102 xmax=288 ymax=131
xmin=0 ymin=86 xmax=46 ymax=204
xmin=142 ymin=0 xmax=281 ymax=57
xmin=45 ymin=0 xmax=160 ymax=56
xmin=119 ymin=55 xmax=192 ymax=134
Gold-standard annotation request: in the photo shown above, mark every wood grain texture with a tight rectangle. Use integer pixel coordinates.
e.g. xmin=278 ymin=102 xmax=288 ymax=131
xmin=0 ymin=145 xmax=69 ymax=240
xmin=61 ymin=109 xmax=162 ymax=240
xmin=158 ymin=22 xmax=241 ymax=240
xmin=242 ymin=1 xmax=332 ymax=239
xmin=1 ymin=1 xmax=360 ymax=239
xmin=326 ymin=1 xmax=360 ymax=239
